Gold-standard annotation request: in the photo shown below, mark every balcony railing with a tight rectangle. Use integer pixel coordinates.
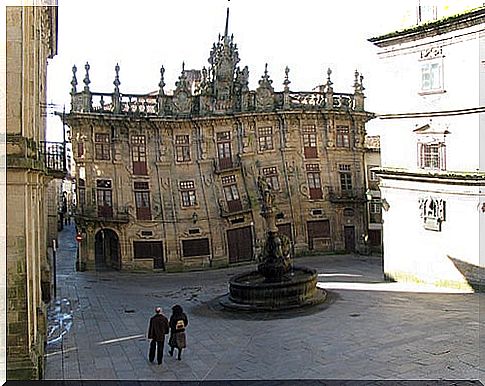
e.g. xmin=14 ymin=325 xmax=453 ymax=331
xmin=218 ymin=198 xmax=252 ymax=218
xmin=213 ymin=157 xmax=241 ymax=174
xmin=327 ymin=187 xmax=366 ymax=203
xmin=71 ymin=90 xmax=360 ymax=117
xmin=75 ymin=205 xmax=130 ymax=223
xmin=39 ymin=141 xmax=67 ymax=177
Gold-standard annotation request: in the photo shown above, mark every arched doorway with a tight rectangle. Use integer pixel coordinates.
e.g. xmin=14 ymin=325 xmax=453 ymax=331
xmin=94 ymin=229 xmax=121 ymax=270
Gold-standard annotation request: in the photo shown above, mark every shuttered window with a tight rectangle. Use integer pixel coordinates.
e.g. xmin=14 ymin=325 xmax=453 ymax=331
xmin=134 ymin=182 xmax=151 ymax=220
xmin=182 ymin=238 xmax=210 ymax=257
xmin=95 ymin=133 xmax=110 ymax=160
xmin=131 ymin=135 xmax=147 ymax=175
xmin=302 ymin=126 xmax=317 ymax=159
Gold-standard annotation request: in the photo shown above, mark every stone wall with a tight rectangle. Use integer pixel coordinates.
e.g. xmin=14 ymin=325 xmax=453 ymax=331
xmin=6 ymin=6 xmax=58 ymax=380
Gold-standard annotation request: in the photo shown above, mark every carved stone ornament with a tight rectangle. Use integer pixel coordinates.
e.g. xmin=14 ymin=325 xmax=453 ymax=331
xmin=420 ymin=46 xmax=443 ymax=60
xmin=173 ymin=90 xmax=191 ymax=114
xmin=202 ymin=174 xmax=213 ymax=186
xmin=256 ymin=64 xmax=274 ymax=111
xmin=300 ymin=183 xmax=309 ymax=197
xmin=173 ymin=64 xmax=192 ymax=114
xmin=418 ymin=196 xmax=446 ymax=231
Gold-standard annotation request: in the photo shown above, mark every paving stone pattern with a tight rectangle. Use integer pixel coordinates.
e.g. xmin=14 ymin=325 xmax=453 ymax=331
xmin=44 ymin=225 xmax=485 ymax=382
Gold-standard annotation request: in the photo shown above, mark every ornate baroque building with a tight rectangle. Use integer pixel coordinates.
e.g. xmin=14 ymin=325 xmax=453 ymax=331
xmin=66 ymin=10 xmax=374 ymax=272
xmin=6 ymin=5 xmax=61 ymax=379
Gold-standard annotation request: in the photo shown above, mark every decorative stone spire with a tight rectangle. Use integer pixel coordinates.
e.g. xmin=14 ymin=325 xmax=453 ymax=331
xmin=283 ymin=66 xmax=291 ymax=109
xmin=224 ymin=7 xmax=230 ymax=38
xmin=113 ymin=63 xmax=120 ymax=94
xmin=207 ymin=5 xmax=240 ymax=112
xmin=70 ymin=65 xmax=77 ymax=95
xmin=259 ymin=63 xmax=273 ymax=89
xmin=174 ymin=62 xmax=189 ymax=92
xmin=83 ymin=62 xmax=91 ymax=92
xmin=80 ymin=62 xmax=92 ymax=112
xmin=173 ymin=62 xmax=192 ymax=115
xmin=283 ymin=66 xmax=290 ymax=92
xmin=157 ymin=66 xmax=166 ymax=116
xmin=354 ymin=69 xmax=360 ymax=90
xmin=325 ymin=67 xmax=334 ymax=109
xmin=158 ymin=66 xmax=165 ymax=95
xmin=256 ymin=63 xmax=275 ymax=111
xmin=326 ymin=67 xmax=333 ymax=90
xmin=112 ymin=63 xmax=121 ymax=113
xmin=353 ymin=70 xmax=365 ymax=111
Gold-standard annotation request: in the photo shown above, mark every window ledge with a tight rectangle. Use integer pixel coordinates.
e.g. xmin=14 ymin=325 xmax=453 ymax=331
xmin=418 ymin=89 xmax=446 ymax=96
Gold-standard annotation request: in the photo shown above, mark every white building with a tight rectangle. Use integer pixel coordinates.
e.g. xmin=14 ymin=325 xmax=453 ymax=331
xmin=368 ymin=5 xmax=485 ymax=290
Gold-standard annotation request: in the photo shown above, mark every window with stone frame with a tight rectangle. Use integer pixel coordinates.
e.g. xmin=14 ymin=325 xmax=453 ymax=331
xmin=369 ymin=199 xmax=382 ymax=223
xmin=96 ymin=179 xmax=112 ymax=218
xmin=262 ymin=166 xmax=280 ymax=191
xmin=131 ymin=135 xmax=147 ymax=175
xmin=414 ymin=124 xmax=447 ymax=171
xmin=336 ymin=126 xmax=350 ymax=148
xmin=180 ymin=180 xmax=197 ymax=207
xmin=134 ymin=181 xmax=151 ymax=220
xmin=78 ymin=178 xmax=85 ymax=208
xmin=216 ymin=131 xmax=233 ymax=170
xmin=339 ymin=164 xmax=352 ymax=192
xmin=222 ymin=175 xmax=242 ymax=212
xmin=258 ymin=127 xmax=274 ymax=152
xmin=421 ymin=61 xmax=442 ymax=92
xmin=77 ymin=141 xmax=84 ymax=158
xmin=306 ymin=164 xmax=323 ymax=199
xmin=302 ymin=125 xmax=318 ymax=159
xmin=369 ymin=167 xmax=379 ymax=182
xmin=418 ymin=142 xmax=445 ymax=170
xmin=95 ymin=133 xmax=110 ymax=160
xmin=175 ymin=135 xmax=191 ymax=162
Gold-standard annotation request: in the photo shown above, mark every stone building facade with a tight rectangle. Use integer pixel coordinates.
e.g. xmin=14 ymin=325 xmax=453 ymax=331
xmin=369 ymin=5 xmax=485 ymax=289
xmin=6 ymin=5 xmax=61 ymax=379
xmin=364 ymin=136 xmax=382 ymax=255
xmin=66 ymin=11 xmax=374 ymax=272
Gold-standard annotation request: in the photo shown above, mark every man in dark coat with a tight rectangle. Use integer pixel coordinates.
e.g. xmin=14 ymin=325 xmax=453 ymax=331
xmin=147 ymin=307 xmax=169 ymax=365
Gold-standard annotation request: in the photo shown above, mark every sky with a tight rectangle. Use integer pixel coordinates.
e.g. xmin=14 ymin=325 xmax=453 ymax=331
xmin=45 ymin=0 xmax=478 ymax=141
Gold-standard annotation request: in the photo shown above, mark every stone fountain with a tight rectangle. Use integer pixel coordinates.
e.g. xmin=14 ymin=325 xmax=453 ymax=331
xmin=220 ymin=177 xmax=327 ymax=311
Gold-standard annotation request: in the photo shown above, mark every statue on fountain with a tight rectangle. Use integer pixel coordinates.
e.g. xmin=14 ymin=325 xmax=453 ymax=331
xmin=257 ymin=176 xmax=293 ymax=282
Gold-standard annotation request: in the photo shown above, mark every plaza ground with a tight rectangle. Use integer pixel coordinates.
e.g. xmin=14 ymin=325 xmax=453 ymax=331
xmin=45 ymin=224 xmax=484 ymax=382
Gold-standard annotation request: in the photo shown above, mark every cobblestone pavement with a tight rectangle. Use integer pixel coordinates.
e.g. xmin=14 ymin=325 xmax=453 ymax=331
xmin=44 ymin=224 xmax=485 ymax=382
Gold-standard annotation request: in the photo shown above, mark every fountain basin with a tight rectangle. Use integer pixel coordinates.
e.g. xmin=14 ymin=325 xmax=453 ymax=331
xmin=220 ymin=266 xmax=327 ymax=311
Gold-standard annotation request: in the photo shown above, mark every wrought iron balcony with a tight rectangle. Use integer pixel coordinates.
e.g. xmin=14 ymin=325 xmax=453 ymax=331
xmin=213 ymin=157 xmax=242 ymax=174
xmin=218 ymin=197 xmax=252 ymax=218
xmin=327 ymin=187 xmax=366 ymax=203
xmin=39 ymin=141 xmax=67 ymax=178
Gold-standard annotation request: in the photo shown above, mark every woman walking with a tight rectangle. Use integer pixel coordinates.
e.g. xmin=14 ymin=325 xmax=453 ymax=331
xmin=168 ymin=304 xmax=188 ymax=360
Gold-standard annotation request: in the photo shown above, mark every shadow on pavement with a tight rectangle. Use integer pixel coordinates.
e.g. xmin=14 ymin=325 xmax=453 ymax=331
xmin=190 ymin=290 xmax=339 ymax=321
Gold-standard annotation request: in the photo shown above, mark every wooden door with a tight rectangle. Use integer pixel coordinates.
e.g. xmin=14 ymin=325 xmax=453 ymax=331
xmin=227 ymin=226 xmax=253 ymax=263
xmin=307 ymin=220 xmax=330 ymax=250
xmin=344 ymin=226 xmax=356 ymax=253
xmin=134 ymin=241 xmax=164 ymax=269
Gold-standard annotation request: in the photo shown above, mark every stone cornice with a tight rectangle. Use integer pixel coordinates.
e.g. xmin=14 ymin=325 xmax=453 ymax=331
xmin=374 ymin=168 xmax=485 ymax=185
xmin=368 ymin=7 xmax=485 ymax=48
xmin=65 ymin=109 xmax=375 ymax=125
